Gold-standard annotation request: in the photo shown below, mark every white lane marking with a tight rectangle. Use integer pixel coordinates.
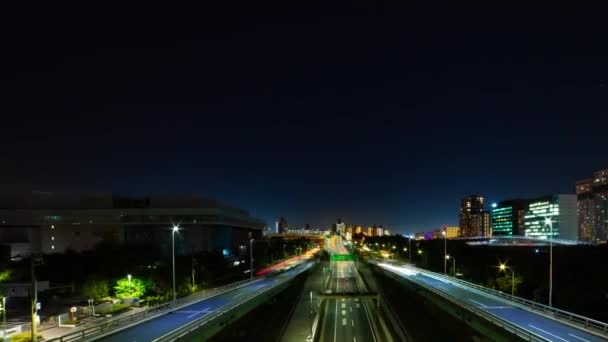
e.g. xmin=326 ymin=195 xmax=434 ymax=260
xmin=469 ymin=299 xmax=487 ymax=307
xmin=185 ymin=307 xmax=213 ymax=319
xmin=354 ymin=338 xmax=356 ymax=342
xmin=342 ymin=303 xmax=346 ymax=309
xmin=350 ymin=306 xmax=352 ymax=312
xmin=568 ymin=333 xmax=591 ymax=342
xmin=342 ymin=318 xmax=347 ymax=326
xmin=334 ymin=300 xmax=338 ymax=342
xmin=351 ymin=319 xmax=354 ymax=327
xmin=528 ymin=324 xmax=570 ymax=342
xmin=342 ymin=310 xmax=346 ymax=315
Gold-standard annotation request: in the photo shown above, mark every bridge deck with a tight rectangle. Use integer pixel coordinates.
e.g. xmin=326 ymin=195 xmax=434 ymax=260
xmin=376 ymin=262 xmax=607 ymax=342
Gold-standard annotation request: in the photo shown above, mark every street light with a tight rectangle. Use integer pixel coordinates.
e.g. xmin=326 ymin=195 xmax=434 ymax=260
xmin=499 ymin=263 xmax=515 ymax=298
xmin=127 ymin=274 xmax=132 ymax=296
xmin=172 ymin=225 xmax=179 ymax=302
xmin=250 ymin=237 xmax=254 ymax=281
xmin=442 ymin=230 xmax=447 ymax=275
xmin=446 ymin=255 xmax=455 ymax=277
xmin=545 ymin=217 xmax=553 ymax=307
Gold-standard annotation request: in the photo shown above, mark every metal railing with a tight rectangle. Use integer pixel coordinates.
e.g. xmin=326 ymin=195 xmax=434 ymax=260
xmin=44 ymin=278 xmax=263 ymax=342
xmin=374 ymin=262 xmax=548 ymax=341
xmin=373 ymin=260 xmax=608 ymax=339
xmin=152 ymin=261 xmax=315 ymax=341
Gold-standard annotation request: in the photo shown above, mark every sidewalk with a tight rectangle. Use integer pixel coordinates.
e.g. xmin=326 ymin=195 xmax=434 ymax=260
xmin=38 ymin=306 xmax=147 ymax=340
xmin=280 ymin=261 xmax=325 ymax=342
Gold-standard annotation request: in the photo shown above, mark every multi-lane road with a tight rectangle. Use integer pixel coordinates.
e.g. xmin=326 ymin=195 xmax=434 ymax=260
xmin=319 ymin=237 xmax=377 ymax=342
xmin=376 ymin=262 xmax=607 ymax=342
xmin=95 ymin=263 xmax=314 ymax=341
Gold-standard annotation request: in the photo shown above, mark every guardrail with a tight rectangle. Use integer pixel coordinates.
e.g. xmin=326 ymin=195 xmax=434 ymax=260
xmin=401 ymin=263 xmax=608 ymax=335
xmin=372 ymin=260 xmax=608 ymax=340
xmin=44 ymin=278 xmax=262 ymax=342
xmin=152 ymin=261 xmax=315 ymax=341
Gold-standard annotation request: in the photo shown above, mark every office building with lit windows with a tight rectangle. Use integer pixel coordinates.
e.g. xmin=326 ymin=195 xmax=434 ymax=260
xmin=523 ymin=194 xmax=577 ymax=240
xmin=491 ymin=200 xmax=529 ymax=236
xmin=459 ymin=195 xmax=491 ymax=237
xmin=576 ymin=169 xmax=608 ymax=242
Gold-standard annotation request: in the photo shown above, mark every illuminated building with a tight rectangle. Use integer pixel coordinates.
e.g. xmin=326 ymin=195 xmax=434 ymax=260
xmin=491 ymin=200 xmax=528 ymax=236
xmin=576 ymin=169 xmax=608 ymax=241
xmin=443 ymin=226 xmax=460 ymax=238
xmin=366 ymin=227 xmax=373 ymax=236
xmin=355 ymin=226 xmax=363 ymax=234
xmin=459 ymin=195 xmax=491 ymax=237
xmin=523 ymin=195 xmax=577 ymax=240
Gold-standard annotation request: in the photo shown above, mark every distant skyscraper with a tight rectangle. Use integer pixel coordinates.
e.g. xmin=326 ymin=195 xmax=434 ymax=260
xmin=491 ymin=200 xmax=529 ymax=236
xmin=277 ymin=217 xmax=288 ymax=234
xmin=523 ymin=195 xmax=577 ymax=240
xmin=459 ymin=195 xmax=490 ymax=237
xmin=576 ymin=169 xmax=608 ymax=241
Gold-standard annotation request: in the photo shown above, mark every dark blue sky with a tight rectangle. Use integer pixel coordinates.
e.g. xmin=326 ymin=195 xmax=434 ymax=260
xmin=3 ymin=3 xmax=607 ymax=234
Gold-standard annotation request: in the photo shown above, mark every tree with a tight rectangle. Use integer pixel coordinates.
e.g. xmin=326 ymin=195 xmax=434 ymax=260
xmin=114 ymin=277 xmax=153 ymax=298
xmin=495 ymin=273 xmax=524 ymax=295
xmin=82 ymin=279 xmax=110 ymax=301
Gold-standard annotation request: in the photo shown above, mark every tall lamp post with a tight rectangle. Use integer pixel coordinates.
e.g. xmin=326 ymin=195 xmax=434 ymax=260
xmin=499 ymin=263 xmax=515 ymax=298
xmin=442 ymin=230 xmax=447 ymax=275
xmin=172 ymin=225 xmax=179 ymax=302
xmin=545 ymin=217 xmax=553 ymax=307
xmin=408 ymin=235 xmax=413 ymax=264
xmin=250 ymin=238 xmax=254 ymax=281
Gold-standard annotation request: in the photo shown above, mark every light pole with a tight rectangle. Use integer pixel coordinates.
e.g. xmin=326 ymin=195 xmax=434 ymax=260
xmin=442 ymin=230 xmax=447 ymax=275
xmin=545 ymin=217 xmax=553 ymax=307
xmin=250 ymin=238 xmax=254 ymax=281
xmin=499 ymin=263 xmax=515 ymax=298
xmin=408 ymin=236 xmax=412 ymax=264
xmin=446 ymin=255 xmax=455 ymax=277
xmin=172 ymin=225 xmax=179 ymax=302
xmin=127 ymin=274 xmax=132 ymax=296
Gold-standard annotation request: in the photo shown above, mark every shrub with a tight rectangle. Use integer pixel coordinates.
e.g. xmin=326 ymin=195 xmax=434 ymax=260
xmin=61 ymin=319 xmax=80 ymax=325
xmin=96 ymin=303 xmax=131 ymax=315
xmin=7 ymin=333 xmax=42 ymax=342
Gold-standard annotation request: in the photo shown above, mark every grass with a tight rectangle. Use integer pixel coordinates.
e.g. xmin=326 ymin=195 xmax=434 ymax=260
xmin=61 ymin=319 xmax=80 ymax=325
xmin=96 ymin=303 xmax=131 ymax=316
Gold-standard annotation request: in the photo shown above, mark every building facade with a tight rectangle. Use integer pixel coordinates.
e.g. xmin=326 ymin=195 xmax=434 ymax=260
xmin=459 ymin=195 xmax=491 ymax=237
xmin=491 ymin=200 xmax=529 ymax=236
xmin=576 ymin=169 xmax=608 ymax=242
xmin=523 ymin=194 xmax=577 ymax=240
xmin=0 ymin=192 xmax=266 ymax=259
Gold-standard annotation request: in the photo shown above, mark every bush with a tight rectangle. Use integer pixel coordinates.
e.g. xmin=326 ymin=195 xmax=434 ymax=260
xmin=61 ymin=319 xmax=80 ymax=325
xmin=7 ymin=333 xmax=42 ymax=342
xmin=97 ymin=303 xmax=131 ymax=316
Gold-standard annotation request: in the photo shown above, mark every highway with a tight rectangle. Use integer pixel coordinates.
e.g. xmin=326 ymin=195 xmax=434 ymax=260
xmin=319 ymin=237 xmax=376 ymax=342
xmin=95 ymin=263 xmax=313 ymax=342
xmin=376 ymin=262 xmax=607 ymax=342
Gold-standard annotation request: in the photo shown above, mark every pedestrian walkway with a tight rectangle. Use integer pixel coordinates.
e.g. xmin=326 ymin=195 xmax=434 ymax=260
xmin=280 ymin=262 xmax=325 ymax=342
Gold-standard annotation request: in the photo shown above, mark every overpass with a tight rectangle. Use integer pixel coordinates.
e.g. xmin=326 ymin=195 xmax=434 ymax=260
xmin=44 ymin=260 xmax=316 ymax=342
xmin=451 ymin=235 xmax=593 ymax=246
xmin=371 ymin=260 xmax=608 ymax=342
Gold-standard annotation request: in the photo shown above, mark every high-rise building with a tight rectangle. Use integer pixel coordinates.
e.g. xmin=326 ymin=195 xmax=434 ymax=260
xmin=576 ymin=169 xmax=608 ymax=241
xmin=491 ymin=200 xmax=529 ymax=236
xmin=277 ymin=217 xmax=289 ymax=234
xmin=459 ymin=195 xmax=491 ymax=237
xmin=443 ymin=226 xmax=460 ymax=238
xmin=523 ymin=195 xmax=577 ymax=240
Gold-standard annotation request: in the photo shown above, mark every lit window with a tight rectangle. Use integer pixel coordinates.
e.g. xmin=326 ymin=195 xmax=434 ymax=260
xmin=51 ymin=245 xmax=55 ymax=250
xmin=51 ymin=225 xmax=55 ymax=229
xmin=51 ymin=236 xmax=55 ymax=240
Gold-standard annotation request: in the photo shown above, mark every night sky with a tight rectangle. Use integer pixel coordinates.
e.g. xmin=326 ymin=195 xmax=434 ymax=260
xmin=3 ymin=3 xmax=607 ymax=234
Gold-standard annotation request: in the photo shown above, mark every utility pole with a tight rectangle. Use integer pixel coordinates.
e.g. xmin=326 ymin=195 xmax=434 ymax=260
xmin=30 ymin=254 xmax=42 ymax=342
